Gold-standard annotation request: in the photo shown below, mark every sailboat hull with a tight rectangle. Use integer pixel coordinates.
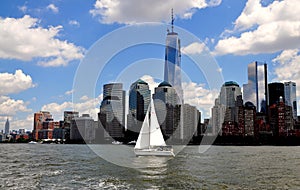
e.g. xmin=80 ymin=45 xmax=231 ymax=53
xmin=134 ymin=148 xmax=175 ymax=157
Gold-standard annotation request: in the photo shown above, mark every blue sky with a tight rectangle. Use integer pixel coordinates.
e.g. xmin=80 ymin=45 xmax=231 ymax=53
xmin=0 ymin=0 xmax=299 ymax=130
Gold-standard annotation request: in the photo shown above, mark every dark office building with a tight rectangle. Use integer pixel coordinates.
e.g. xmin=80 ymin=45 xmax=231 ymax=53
xmin=268 ymin=82 xmax=284 ymax=106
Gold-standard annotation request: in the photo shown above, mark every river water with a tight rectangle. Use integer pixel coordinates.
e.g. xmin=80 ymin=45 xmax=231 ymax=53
xmin=0 ymin=144 xmax=299 ymax=189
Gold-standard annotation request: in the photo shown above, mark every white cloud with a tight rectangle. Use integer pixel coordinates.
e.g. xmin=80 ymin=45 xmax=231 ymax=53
xmin=141 ymin=75 xmax=160 ymax=94
xmin=69 ymin=20 xmax=80 ymax=27
xmin=214 ymin=0 xmax=300 ymax=55
xmin=41 ymin=94 xmax=103 ymax=120
xmin=90 ymin=0 xmax=222 ymax=24
xmin=234 ymin=0 xmax=300 ymax=31
xmin=18 ymin=5 xmax=27 ymax=13
xmin=272 ymin=49 xmax=300 ymax=115
xmin=47 ymin=4 xmax=59 ymax=13
xmin=0 ymin=96 xmax=31 ymax=116
xmin=182 ymin=42 xmax=206 ymax=55
xmin=0 ymin=70 xmax=35 ymax=95
xmin=10 ymin=115 xmax=33 ymax=130
xmin=272 ymin=49 xmax=299 ymax=65
xmin=0 ymin=15 xmax=84 ymax=67
xmin=80 ymin=95 xmax=89 ymax=101
xmin=65 ymin=89 xmax=74 ymax=95
xmin=182 ymin=82 xmax=219 ymax=118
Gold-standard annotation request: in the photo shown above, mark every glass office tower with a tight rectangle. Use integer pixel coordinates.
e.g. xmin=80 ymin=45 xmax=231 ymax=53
xmin=127 ymin=79 xmax=151 ymax=134
xmin=243 ymin=62 xmax=268 ymax=113
xmin=164 ymin=27 xmax=183 ymax=104
xmin=284 ymin=81 xmax=297 ymax=120
xmin=100 ymin=83 xmax=126 ymax=139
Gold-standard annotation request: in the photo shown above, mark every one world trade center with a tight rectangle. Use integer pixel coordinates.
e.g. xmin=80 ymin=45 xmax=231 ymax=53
xmin=164 ymin=10 xmax=183 ymax=104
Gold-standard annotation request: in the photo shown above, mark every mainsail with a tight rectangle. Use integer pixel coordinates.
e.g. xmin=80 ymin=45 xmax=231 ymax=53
xmin=149 ymin=100 xmax=166 ymax=146
xmin=134 ymin=100 xmax=166 ymax=149
xmin=135 ymin=107 xmax=150 ymax=149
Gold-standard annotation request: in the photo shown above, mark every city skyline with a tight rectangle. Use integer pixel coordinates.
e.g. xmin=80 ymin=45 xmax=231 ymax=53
xmin=1 ymin=0 xmax=300 ymax=131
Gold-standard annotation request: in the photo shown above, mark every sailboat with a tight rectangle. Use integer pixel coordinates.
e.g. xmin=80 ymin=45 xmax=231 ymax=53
xmin=134 ymin=100 xmax=175 ymax=157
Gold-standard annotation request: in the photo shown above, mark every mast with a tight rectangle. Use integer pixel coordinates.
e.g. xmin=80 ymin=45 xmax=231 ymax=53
xmin=149 ymin=101 xmax=151 ymax=148
xmin=171 ymin=8 xmax=174 ymax=33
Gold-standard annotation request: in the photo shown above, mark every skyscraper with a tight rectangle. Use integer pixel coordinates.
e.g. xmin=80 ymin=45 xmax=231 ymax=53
xmin=284 ymin=81 xmax=297 ymax=120
xmin=212 ymin=81 xmax=242 ymax=135
xmin=4 ymin=118 xmax=9 ymax=135
xmin=164 ymin=10 xmax=183 ymax=104
xmin=153 ymin=81 xmax=180 ymax=139
xmin=268 ymin=82 xmax=285 ymax=106
xmin=127 ymin=79 xmax=151 ymax=137
xmin=99 ymin=83 xmax=126 ymax=140
xmin=243 ymin=62 xmax=268 ymax=113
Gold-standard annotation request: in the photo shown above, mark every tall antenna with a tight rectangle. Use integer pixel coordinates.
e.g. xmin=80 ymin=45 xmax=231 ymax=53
xmin=171 ymin=8 xmax=174 ymax=32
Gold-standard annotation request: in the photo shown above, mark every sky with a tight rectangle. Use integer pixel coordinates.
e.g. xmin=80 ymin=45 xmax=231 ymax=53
xmin=0 ymin=0 xmax=300 ymax=131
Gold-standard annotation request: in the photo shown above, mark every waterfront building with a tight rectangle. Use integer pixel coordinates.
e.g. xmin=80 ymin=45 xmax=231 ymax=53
xmin=235 ymin=95 xmax=245 ymax=136
xmin=38 ymin=120 xmax=60 ymax=140
xmin=269 ymin=97 xmax=285 ymax=136
xmin=212 ymin=98 xmax=226 ymax=135
xmin=70 ymin=114 xmax=95 ymax=143
xmin=63 ymin=111 xmax=79 ymax=140
xmin=99 ymin=83 xmax=126 ymax=140
xmin=164 ymin=10 xmax=183 ymax=104
xmin=244 ymin=102 xmax=256 ymax=136
xmin=180 ymin=104 xmax=200 ymax=143
xmin=243 ymin=62 xmax=268 ymax=113
xmin=284 ymin=81 xmax=297 ymax=120
xmin=0 ymin=133 xmax=3 ymax=142
xmin=153 ymin=81 xmax=180 ymax=140
xmin=127 ymin=79 xmax=150 ymax=140
xmin=268 ymin=82 xmax=285 ymax=106
xmin=18 ymin=129 xmax=25 ymax=134
xmin=285 ymin=104 xmax=294 ymax=131
xmin=33 ymin=111 xmax=52 ymax=140
xmin=64 ymin=111 xmax=79 ymax=126
xmin=4 ymin=118 xmax=9 ymax=135
xmin=212 ymin=81 xmax=242 ymax=136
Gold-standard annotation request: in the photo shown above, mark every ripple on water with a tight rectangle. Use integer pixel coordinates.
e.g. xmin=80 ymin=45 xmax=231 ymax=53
xmin=0 ymin=145 xmax=299 ymax=189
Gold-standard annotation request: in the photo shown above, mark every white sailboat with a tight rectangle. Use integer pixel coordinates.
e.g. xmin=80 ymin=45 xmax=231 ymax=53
xmin=134 ymin=100 xmax=175 ymax=157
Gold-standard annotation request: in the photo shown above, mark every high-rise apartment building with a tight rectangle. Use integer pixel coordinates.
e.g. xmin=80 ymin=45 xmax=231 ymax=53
xmin=284 ymin=81 xmax=297 ymax=120
xmin=243 ymin=62 xmax=268 ymax=113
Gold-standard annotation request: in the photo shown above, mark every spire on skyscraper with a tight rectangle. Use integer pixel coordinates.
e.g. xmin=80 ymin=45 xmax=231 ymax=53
xmin=4 ymin=117 xmax=9 ymax=135
xmin=171 ymin=8 xmax=174 ymax=33
xmin=164 ymin=9 xmax=183 ymax=104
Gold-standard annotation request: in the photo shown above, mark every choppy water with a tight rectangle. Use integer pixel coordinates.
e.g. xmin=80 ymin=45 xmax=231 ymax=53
xmin=0 ymin=144 xmax=299 ymax=189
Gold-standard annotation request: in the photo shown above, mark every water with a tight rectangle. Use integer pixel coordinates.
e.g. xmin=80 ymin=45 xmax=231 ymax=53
xmin=0 ymin=144 xmax=299 ymax=189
